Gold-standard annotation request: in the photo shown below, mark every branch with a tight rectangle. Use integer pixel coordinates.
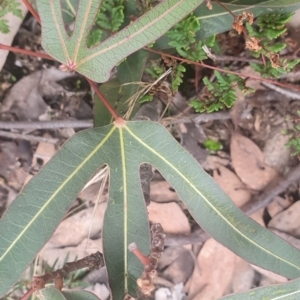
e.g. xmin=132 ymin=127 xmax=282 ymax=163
xmin=242 ymin=164 xmax=300 ymax=215
xmin=86 ymin=78 xmax=120 ymax=121
xmin=0 ymin=44 xmax=53 ymax=60
xmin=0 ymin=120 xmax=93 ymax=130
xmin=144 ymin=47 xmax=300 ymax=93
xmin=0 ymin=130 xmax=58 ymax=143
xmin=21 ymin=251 xmax=104 ymax=299
xmin=22 ymin=0 xmax=41 ymax=23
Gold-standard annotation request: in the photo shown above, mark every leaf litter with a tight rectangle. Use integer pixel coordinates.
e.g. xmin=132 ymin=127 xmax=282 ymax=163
xmin=1 ymin=4 xmax=300 ymax=300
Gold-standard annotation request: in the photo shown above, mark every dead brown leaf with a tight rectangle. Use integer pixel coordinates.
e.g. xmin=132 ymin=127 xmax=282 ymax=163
xmin=161 ymin=247 xmax=194 ymax=284
xmin=148 ymin=202 xmax=190 ymax=234
xmin=230 ymin=133 xmax=278 ymax=191
xmin=268 ymin=201 xmax=300 ymax=238
xmin=245 ymin=37 xmax=262 ymax=52
xmin=267 ymin=196 xmax=292 ymax=218
xmin=45 ymin=201 xmax=107 ymax=249
xmin=213 ymin=166 xmax=251 ymax=207
xmin=188 ymin=239 xmax=238 ymax=300
xmin=150 ymin=180 xmax=181 ymax=203
xmin=230 ymin=259 xmax=255 ymax=294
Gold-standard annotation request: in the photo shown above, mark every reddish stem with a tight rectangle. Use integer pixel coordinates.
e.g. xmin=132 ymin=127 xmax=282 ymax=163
xmin=22 ymin=0 xmax=41 ymax=24
xmin=86 ymin=78 xmax=120 ymax=121
xmin=20 ymin=287 xmax=35 ymax=300
xmin=0 ymin=44 xmax=53 ymax=60
xmin=129 ymin=243 xmax=151 ymax=266
xmin=144 ymin=47 xmax=300 ymax=92
xmin=213 ymin=0 xmax=236 ymax=18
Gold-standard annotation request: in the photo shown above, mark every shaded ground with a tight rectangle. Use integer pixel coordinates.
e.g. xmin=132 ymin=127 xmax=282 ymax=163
xmin=1 ymin=9 xmax=300 ymax=300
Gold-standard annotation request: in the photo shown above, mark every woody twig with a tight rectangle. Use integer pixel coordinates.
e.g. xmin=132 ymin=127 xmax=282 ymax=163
xmin=20 ymin=251 xmax=104 ymax=300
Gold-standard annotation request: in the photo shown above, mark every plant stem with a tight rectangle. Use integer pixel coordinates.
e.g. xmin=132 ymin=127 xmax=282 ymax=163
xmin=22 ymin=0 xmax=41 ymax=23
xmin=213 ymin=0 xmax=236 ymax=18
xmin=21 ymin=251 xmax=104 ymax=299
xmin=144 ymin=47 xmax=300 ymax=92
xmin=87 ymin=78 xmax=121 ymax=120
xmin=0 ymin=44 xmax=53 ymax=60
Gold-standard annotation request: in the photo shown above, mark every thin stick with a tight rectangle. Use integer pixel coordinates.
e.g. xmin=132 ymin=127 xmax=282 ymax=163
xmin=242 ymin=164 xmax=300 ymax=215
xmin=261 ymin=81 xmax=300 ymax=100
xmin=212 ymin=54 xmax=263 ymax=64
xmin=87 ymin=78 xmax=120 ymax=121
xmin=21 ymin=252 xmax=104 ymax=300
xmin=0 ymin=44 xmax=53 ymax=60
xmin=144 ymin=47 xmax=300 ymax=92
xmin=0 ymin=130 xmax=58 ymax=143
xmin=0 ymin=120 xmax=93 ymax=130
xmin=22 ymin=0 xmax=41 ymax=23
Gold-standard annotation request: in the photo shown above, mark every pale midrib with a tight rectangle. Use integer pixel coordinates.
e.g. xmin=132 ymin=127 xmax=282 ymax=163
xmin=50 ymin=1 xmax=70 ymax=64
xmin=76 ymin=0 xmax=202 ymax=68
xmin=119 ymin=128 xmax=128 ymax=292
xmin=72 ymin=1 xmax=93 ymax=64
xmin=0 ymin=126 xmax=116 ymax=262
xmin=272 ymin=288 xmax=300 ymax=300
xmin=125 ymin=126 xmax=300 ymax=271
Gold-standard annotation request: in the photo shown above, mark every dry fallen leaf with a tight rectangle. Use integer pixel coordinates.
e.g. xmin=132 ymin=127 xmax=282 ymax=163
xmin=268 ymin=201 xmax=300 ymax=238
xmin=230 ymin=259 xmax=255 ymax=294
xmin=162 ymin=247 xmax=194 ymax=284
xmin=42 ymin=238 xmax=103 ymax=268
xmin=230 ymin=133 xmax=278 ymax=191
xmin=45 ymin=201 xmax=107 ymax=248
xmin=150 ymin=180 xmax=181 ymax=203
xmin=267 ymin=196 xmax=292 ymax=218
xmin=213 ymin=166 xmax=251 ymax=207
xmin=188 ymin=239 xmax=238 ymax=300
xmin=148 ymin=202 xmax=190 ymax=234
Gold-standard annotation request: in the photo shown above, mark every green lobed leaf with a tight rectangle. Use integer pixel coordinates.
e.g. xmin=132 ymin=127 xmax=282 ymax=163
xmin=93 ymin=49 xmax=149 ymax=127
xmin=1 ymin=122 xmax=300 ymax=299
xmin=36 ymin=0 xmax=204 ymax=82
xmin=219 ymin=277 xmax=300 ymax=299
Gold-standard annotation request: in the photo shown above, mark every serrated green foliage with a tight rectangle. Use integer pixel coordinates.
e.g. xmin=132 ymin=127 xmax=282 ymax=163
xmin=171 ymin=63 xmax=186 ymax=92
xmin=0 ymin=19 xmax=9 ymax=34
xmin=145 ymin=60 xmax=186 ymax=93
xmin=86 ymin=0 xmax=125 ymax=47
xmin=87 ymin=28 xmax=103 ymax=48
xmin=286 ymin=110 xmax=300 ymax=157
xmin=250 ymin=59 xmax=300 ymax=78
xmin=140 ymin=94 xmax=154 ymax=103
xmin=0 ymin=0 xmax=22 ymax=34
xmin=189 ymin=71 xmax=248 ymax=113
xmin=96 ymin=0 xmax=124 ymax=32
xmin=246 ymin=12 xmax=300 ymax=77
xmin=145 ymin=60 xmax=165 ymax=79
xmin=167 ymin=14 xmax=216 ymax=62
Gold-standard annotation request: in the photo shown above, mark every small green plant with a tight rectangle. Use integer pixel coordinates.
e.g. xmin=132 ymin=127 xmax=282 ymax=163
xmin=0 ymin=0 xmax=23 ymax=33
xmin=203 ymin=139 xmax=222 ymax=152
xmin=166 ymin=14 xmax=215 ymax=62
xmin=87 ymin=0 xmax=125 ymax=47
xmin=287 ymin=110 xmax=300 ymax=158
xmin=189 ymin=71 xmax=253 ymax=113
xmin=2 ymin=2 xmax=300 ymax=300
xmin=246 ymin=12 xmax=300 ymax=78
